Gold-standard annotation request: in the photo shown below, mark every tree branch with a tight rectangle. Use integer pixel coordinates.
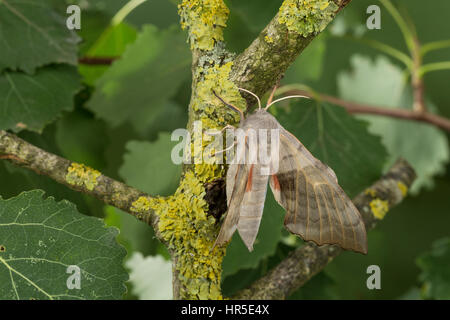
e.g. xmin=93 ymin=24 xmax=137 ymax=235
xmin=168 ymin=0 xmax=359 ymax=300
xmin=229 ymin=0 xmax=353 ymax=103
xmin=78 ymin=56 xmax=118 ymax=65
xmin=233 ymin=158 xmax=416 ymax=299
xmin=283 ymin=89 xmax=450 ymax=132
xmin=0 ymin=130 xmax=161 ymax=238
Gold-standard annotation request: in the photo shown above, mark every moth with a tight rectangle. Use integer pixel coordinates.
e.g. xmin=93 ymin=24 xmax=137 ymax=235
xmin=212 ymin=87 xmax=368 ymax=254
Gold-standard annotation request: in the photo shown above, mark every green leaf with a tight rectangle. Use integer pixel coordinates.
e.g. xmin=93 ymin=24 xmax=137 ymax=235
xmin=228 ymin=0 xmax=283 ymax=33
xmin=0 ymin=65 xmax=81 ymax=133
xmin=276 ymin=100 xmax=388 ymax=197
xmin=0 ymin=0 xmax=79 ymax=73
xmin=119 ymin=133 xmax=182 ymax=196
xmin=284 ymin=34 xmax=327 ymax=82
xmin=77 ymin=10 xmax=111 ymax=56
xmin=222 ymin=191 xmax=285 ymax=278
xmin=86 ymin=24 xmax=191 ymax=129
xmin=416 ymin=237 xmax=450 ymax=300
xmin=125 ymin=252 xmax=172 ymax=300
xmin=129 ymin=100 xmax=188 ymax=139
xmin=55 ymin=106 xmax=108 ymax=169
xmin=79 ymin=22 xmax=138 ymax=86
xmin=0 ymin=190 xmax=128 ymax=300
xmin=78 ymin=0 xmax=179 ymax=29
xmin=328 ymin=2 xmax=367 ymax=37
xmin=338 ymin=55 xmax=449 ymax=193
xmin=104 ymin=206 xmax=169 ymax=259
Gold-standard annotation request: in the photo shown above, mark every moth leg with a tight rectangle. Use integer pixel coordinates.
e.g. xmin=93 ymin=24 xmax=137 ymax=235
xmin=213 ymin=141 xmax=236 ymax=156
xmin=205 ymin=124 xmax=236 ymax=136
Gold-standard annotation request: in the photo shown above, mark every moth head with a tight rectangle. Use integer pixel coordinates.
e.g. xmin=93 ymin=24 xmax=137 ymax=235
xmin=239 ymin=87 xmax=310 ymax=113
xmin=212 ymin=88 xmax=310 ymax=124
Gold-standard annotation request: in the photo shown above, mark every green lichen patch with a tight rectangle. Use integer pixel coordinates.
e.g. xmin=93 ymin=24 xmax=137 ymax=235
xmin=131 ymin=196 xmax=153 ymax=213
xmin=130 ymin=196 xmax=154 ymax=221
xmin=178 ymin=0 xmax=229 ymax=51
xmin=190 ymin=61 xmax=246 ymax=183
xmin=190 ymin=121 xmax=226 ymax=183
xmin=65 ymin=163 xmax=101 ymax=191
xmin=149 ymin=171 xmax=225 ymax=299
xmin=194 ymin=62 xmax=245 ymax=125
xmin=278 ymin=0 xmax=338 ymax=37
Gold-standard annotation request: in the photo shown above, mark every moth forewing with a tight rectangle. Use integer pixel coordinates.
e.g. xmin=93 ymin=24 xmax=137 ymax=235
xmin=270 ymin=128 xmax=368 ymax=254
xmin=214 ymin=160 xmax=249 ymax=248
xmin=258 ymin=128 xmax=281 ymax=176
xmin=236 ymin=163 xmax=269 ymax=251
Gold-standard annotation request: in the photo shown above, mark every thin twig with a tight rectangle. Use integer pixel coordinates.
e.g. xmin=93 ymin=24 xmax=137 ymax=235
xmin=283 ymin=89 xmax=450 ymax=132
xmin=0 ymin=130 xmax=161 ymax=237
xmin=78 ymin=57 xmax=118 ymax=65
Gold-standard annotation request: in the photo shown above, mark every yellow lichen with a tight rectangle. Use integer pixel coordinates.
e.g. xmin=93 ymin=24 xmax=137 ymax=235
xmin=178 ymin=0 xmax=229 ymax=50
xmin=190 ymin=61 xmax=245 ymax=183
xmin=65 ymin=163 xmax=101 ymax=191
xmin=397 ymin=181 xmax=408 ymax=197
xmin=364 ymin=188 xmax=377 ymax=198
xmin=278 ymin=0 xmax=338 ymax=36
xmin=148 ymin=171 xmax=225 ymax=299
xmin=265 ymin=35 xmax=274 ymax=43
xmin=194 ymin=62 xmax=245 ymax=125
xmin=131 ymin=196 xmax=153 ymax=213
xmin=195 ymin=164 xmax=225 ymax=183
xmin=370 ymin=199 xmax=389 ymax=220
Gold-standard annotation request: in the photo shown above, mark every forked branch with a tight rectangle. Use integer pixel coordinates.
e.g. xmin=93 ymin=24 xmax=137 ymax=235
xmin=229 ymin=0 xmax=354 ymax=103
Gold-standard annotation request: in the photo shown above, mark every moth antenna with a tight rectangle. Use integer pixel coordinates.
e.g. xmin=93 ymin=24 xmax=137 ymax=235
xmin=238 ymin=88 xmax=262 ymax=110
xmin=213 ymin=141 xmax=236 ymax=156
xmin=265 ymin=95 xmax=310 ymax=111
xmin=266 ymin=84 xmax=279 ymax=106
xmin=212 ymin=89 xmax=245 ymax=120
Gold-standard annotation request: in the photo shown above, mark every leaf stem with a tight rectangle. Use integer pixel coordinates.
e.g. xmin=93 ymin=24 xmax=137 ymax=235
xmin=421 ymin=40 xmax=450 ymax=56
xmin=112 ymin=0 xmax=147 ymax=26
xmin=419 ymin=61 xmax=450 ymax=77
xmin=340 ymin=35 xmax=413 ymax=69
xmin=380 ymin=0 xmax=416 ymax=55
